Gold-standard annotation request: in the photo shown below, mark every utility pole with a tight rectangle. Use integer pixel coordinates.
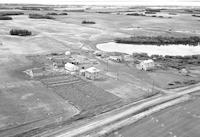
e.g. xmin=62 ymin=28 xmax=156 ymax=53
xmin=152 ymin=80 xmax=154 ymax=93
xmin=107 ymin=59 xmax=108 ymax=72
xmin=116 ymin=72 xmax=119 ymax=80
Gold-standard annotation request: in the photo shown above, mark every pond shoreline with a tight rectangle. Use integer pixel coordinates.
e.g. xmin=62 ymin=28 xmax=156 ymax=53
xmin=96 ymin=42 xmax=200 ymax=56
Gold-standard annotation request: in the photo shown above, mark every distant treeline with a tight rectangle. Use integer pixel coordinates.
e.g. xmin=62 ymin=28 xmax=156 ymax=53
xmin=192 ymin=14 xmax=200 ymax=17
xmin=0 ymin=16 xmax=12 ymax=20
xmin=152 ymin=54 xmax=200 ymax=69
xmin=126 ymin=13 xmax=146 ymax=16
xmin=10 ymin=29 xmax=32 ymax=36
xmin=82 ymin=20 xmax=96 ymax=24
xmin=115 ymin=36 xmax=200 ymax=46
xmin=0 ymin=11 xmax=24 ymax=16
xmin=46 ymin=12 xmax=68 ymax=15
xmin=145 ymin=8 xmax=161 ymax=13
xmin=126 ymin=13 xmax=166 ymax=18
xmin=29 ymin=14 xmax=54 ymax=19
xmin=19 ymin=6 xmax=52 ymax=11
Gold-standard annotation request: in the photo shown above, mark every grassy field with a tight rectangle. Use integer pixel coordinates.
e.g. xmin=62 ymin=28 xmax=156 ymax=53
xmin=0 ymin=81 xmax=79 ymax=136
xmin=109 ymin=96 xmax=200 ymax=137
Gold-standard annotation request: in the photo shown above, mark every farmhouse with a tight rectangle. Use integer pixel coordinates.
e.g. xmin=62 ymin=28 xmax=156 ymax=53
xmin=137 ymin=59 xmax=155 ymax=71
xmin=85 ymin=67 xmax=101 ymax=80
xmin=65 ymin=63 xmax=79 ymax=72
xmin=109 ymin=55 xmax=123 ymax=63
xmin=25 ymin=67 xmax=45 ymax=78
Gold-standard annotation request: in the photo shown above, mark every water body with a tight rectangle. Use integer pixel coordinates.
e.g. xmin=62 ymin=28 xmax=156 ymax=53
xmin=96 ymin=42 xmax=200 ymax=56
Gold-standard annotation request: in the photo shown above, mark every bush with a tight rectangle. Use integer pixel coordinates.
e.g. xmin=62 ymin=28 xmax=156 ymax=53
xmin=0 ymin=16 xmax=12 ymax=20
xmin=29 ymin=14 xmax=54 ymax=19
xmin=10 ymin=29 xmax=32 ymax=36
xmin=82 ymin=20 xmax=95 ymax=24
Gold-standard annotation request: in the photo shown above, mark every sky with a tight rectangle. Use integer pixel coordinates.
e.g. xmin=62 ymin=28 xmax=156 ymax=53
xmin=0 ymin=0 xmax=200 ymax=6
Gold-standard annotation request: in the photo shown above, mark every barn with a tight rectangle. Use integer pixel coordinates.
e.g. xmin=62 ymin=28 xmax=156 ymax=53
xmin=138 ymin=59 xmax=155 ymax=71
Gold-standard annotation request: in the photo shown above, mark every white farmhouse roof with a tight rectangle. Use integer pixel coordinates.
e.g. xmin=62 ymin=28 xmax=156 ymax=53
xmin=65 ymin=63 xmax=79 ymax=71
xmin=142 ymin=59 xmax=154 ymax=64
xmin=86 ymin=67 xmax=100 ymax=73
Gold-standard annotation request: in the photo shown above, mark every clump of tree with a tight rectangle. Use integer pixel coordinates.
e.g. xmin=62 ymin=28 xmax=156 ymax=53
xmin=192 ymin=14 xmax=200 ymax=17
xmin=115 ymin=36 xmax=200 ymax=46
xmin=29 ymin=14 xmax=54 ymax=19
xmin=59 ymin=12 xmax=68 ymax=15
xmin=10 ymin=29 xmax=32 ymax=36
xmin=158 ymin=16 xmax=164 ymax=18
xmin=0 ymin=11 xmax=24 ymax=16
xmin=21 ymin=7 xmax=41 ymax=11
xmin=150 ymin=54 xmax=200 ymax=70
xmin=46 ymin=12 xmax=58 ymax=15
xmin=126 ymin=13 xmax=146 ymax=16
xmin=145 ymin=11 xmax=156 ymax=14
xmin=82 ymin=20 xmax=96 ymax=24
xmin=0 ymin=16 xmax=12 ymax=20
xmin=145 ymin=8 xmax=161 ymax=12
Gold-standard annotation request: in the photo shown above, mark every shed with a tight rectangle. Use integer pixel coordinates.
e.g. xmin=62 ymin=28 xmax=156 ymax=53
xmin=85 ymin=67 xmax=101 ymax=80
xmin=109 ymin=56 xmax=123 ymax=63
xmin=93 ymin=50 xmax=103 ymax=56
xmin=65 ymin=63 xmax=79 ymax=72
xmin=138 ymin=59 xmax=155 ymax=71
xmin=180 ymin=68 xmax=189 ymax=76
xmin=53 ymin=59 xmax=65 ymax=69
xmin=123 ymin=55 xmax=134 ymax=62
xmin=25 ymin=67 xmax=45 ymax=78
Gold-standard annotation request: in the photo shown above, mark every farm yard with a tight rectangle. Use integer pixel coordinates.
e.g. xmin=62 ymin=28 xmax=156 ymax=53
xmin=108 ymin=96 xmax=200 ymax=137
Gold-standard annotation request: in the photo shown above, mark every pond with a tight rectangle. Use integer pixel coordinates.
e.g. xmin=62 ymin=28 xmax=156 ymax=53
xmin=96 ymin=42 xmax=200 ymax=56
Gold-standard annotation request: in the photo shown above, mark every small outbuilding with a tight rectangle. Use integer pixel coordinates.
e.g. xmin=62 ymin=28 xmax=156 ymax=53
xmin=109 ymin=56 xmax=123 ymax=63
xmin=65 ymin=63 xmax=79 ymax=72
xmin=93 ymin=50 xmax=103 ymax=56
xmin=180 ymin=68 xmax=189 ymax=76
xmin=25 ymin=67 xmax=45 ymax=78
xmin=137 ymin=59 xmax=155 ymax=71
xmin=53 ymin=60 xmax=65 ymax=69
xmin=123 ymin=55 xmax=134 ymax=62
xmin=85 ymin=67 xmax=101 ymax=80
xmin=65 ymin=51 xmax=71 ymax=56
